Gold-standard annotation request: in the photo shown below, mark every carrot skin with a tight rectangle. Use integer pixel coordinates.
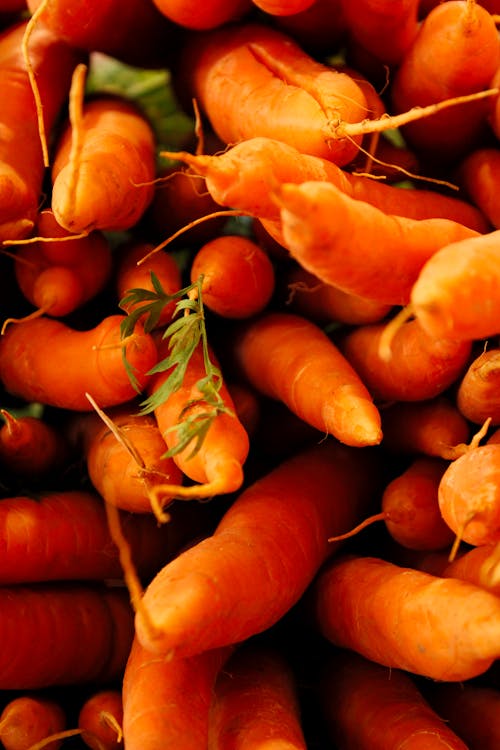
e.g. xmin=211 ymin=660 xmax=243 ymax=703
xmin=0 ymin=410 xmax=70 ymax=480
xmin=457 ymin=146 xmax=500 ymax=229
xmin=78 ymin=689 xmax=123 ymax=750
xmin=312 ymin=553 xmax=500 ymax=680
xmin=149 ymin=0 xmax=252 ymax=30
xmin=135 ymin=440 xmax=378 ymax=658
xmin=0 ymin=695 xmax=66 ymax=750
xmin=456 ymin=347 xmax=500 ymax=424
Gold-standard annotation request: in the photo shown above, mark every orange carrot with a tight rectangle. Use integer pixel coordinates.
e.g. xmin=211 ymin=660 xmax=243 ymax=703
xmin=135 ymin=440 xmax=378 ymax=658
xmin=122 ymin=636 xmax=232 ymax=750
xmin=456 ymin=346 xmax=500 ymax=424
xmin=175 ymin=23 xmax=369 ymax=165
xmin=189 ymin=235 xmax=275 ymax=319
xmin=148 ymin=0 xmax=251 ymax=29
xmin=320 ymin=649 xmax=469 ymax=750
xmin=338 ymin=316 xmax=472 ymax=402
xmin=50 ymin=64 xmax=156 ymax=234
xmin=275 ymin=180 xmax=479 ymax=305
xmin=78 ymin=690 xmax=123 ymax=750
xmin=251 ymin=0 xmax=315 ymax=13
xmin=0 ymin=695 xmax=66 ymax=750
xmin=231 ymin=311 xmax=382 ymax=447
xmin=0 ymin=409 xmax=70 ymax=482
xmin=208 ymin=644 xmax=307 ymax=750
xmin=312 ymin=552 xmax=500 ymax=680
xmin=442 ymin=542 xmax=500 ymax=594
xmin=456 ymin=146 xmax=500 ymax=229
xmin=0 ymin=314 xmax=157 ymax=410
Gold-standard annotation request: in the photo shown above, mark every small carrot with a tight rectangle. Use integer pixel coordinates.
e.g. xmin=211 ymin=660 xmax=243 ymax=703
xmin=320 ymin=649 xmax=469 ymax=750
xmin=50 ymin=63 xmax=156 ymax=234
xmin=231 ymin=311 xmax=382 ymax=447
xmin=122 ymin=636 xmax=232 ymax=750
xmin=134 ymin=440 xmax=378 ymax=658
xmin=0 ymin=695 xmax=66 ymax=750
xmin=312 ymin=552 xmax=500 ymax=680
xmin=0 ymin=409 xmax=70 ymax=482
xmin=189 ymin=235 xmax=275 ymax=319
xmin=78 ymin=689 xmax=123 ymax=750
xmin=456 ymin=346 xmax=500 ymax=424
xmin=0 ymin=314 xmax=158 ymax=411
xmin=208 ymin=644 xmax=307 ymax=750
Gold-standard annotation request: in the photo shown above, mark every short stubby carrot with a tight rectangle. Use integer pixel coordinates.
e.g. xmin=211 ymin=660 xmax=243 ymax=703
xmin=175 ymin=23 xmax=369 ymax=165
xmin=312 ymin=553 xmax=500 ymax=681
xmin=0 ymin=314 xmax=158 ymax=410
xmin=275 ymin=180 xmax=479 ymax=305
xmin=135 ymin=440 xmax=378 ymax=658
xmin=231 ymin=311 xmax=382 ymax=447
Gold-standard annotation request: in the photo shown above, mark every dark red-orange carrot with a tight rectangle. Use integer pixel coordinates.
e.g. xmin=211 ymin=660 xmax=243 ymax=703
xmin=189 ymin=235 xmax=275 ymax=319
xmin=231 ymin=311 xmax=382 ymax=447
xmin=251 ymin=0 xmax=315 ymax=14
xmin=78 ymin=690 xmax=123 ymax=750
xmin=0 ymin=314 xmax=157 ymax=410
xmin=272 ymin=0 xmax=347 ymax=55
xmin=122 ymin=636 xmax=232 ymax=750
xmin=456 ymin=347 xmax=500 ymax=424
xmin=0 ymin=409 xmax=70 ymax=481
xmin=134 ymin=440 xmax=378 ymax=658
xmin=51 ymin=64 xmax=156 ymax=233
xmin=320 ymin=649 xmax=469 ymax=750
xmin=0 ymin=20 xmax=83 ymax=241
xmin=208 ymin=644 xmax=307 ymax=750
xmin=338 ymin=316 xmax=472 ymax=402
xmin=0 ymin=695 xmax=66 ymax=750
xmin=312 ymin=552 xmax=500 ymax=680
xmin=0 ymin=583 xmax=133 ymax=689
xmin=149 ymin=0 xmax=251 ymax=29
xmin=175 ymin=23 xmax=369 ymax=165
xmin=456 ymin=147 xmax=500 ymax=228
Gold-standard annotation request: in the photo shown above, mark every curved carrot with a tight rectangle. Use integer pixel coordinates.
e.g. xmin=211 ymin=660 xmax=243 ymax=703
xmin=232 ymin=311 xmax=382 ymax=447
xmin=78 ymin=690 xmax=123 ymax=750
xmin=175 ymin=23 xmax=369 ymax=165
xmin=0 ymin=409 xmax=70 ymax=481
xmin=456 ymin=347 xmax=500 ymax=424
xmin=320 ymin=649 xmax=469 ymax=750
xmin=209 ymin=644 xmax=307 ymax=750
xmin=0 ymin=695 xmax=66 ymax=750
xmin=0 ymin=314 xmax=157 ymax=410
xmin=135 ymin=440 xmax=378 ymax=657
xmin=313 ymin=552 xmax=500 ymax=680
xmin=51 ymin=64 xmax=156 ymax=233
xmin=122 ymin=636 xmax=232 ymax=750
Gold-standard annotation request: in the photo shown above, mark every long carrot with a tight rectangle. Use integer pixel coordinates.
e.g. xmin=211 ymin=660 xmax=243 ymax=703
xmin=134 ymin=439 xmax=378 ymax=658
xmin=231 ymin=310 xmax=382 ymax=447
xmin=312 ymin=552 xmax=500 ymax=680
xmin=0 ymin=695 xmax=66 ymax=750
xmin=0 ymin=314 xmax=158 ymax=410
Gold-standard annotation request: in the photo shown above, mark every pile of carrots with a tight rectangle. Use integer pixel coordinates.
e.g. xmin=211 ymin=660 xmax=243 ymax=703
xmin=3 ymin=0 xmax=500 ymax=747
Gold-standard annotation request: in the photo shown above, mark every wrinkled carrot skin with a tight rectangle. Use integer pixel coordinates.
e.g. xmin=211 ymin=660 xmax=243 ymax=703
xmin=0 ymin=410 xmax=70 ymax=480
xmin=338 ymin=318 xmax=472 ymax=402
xmin=232 ymin=311 xmax=382 ymax=447
xmin=276 ymin=181 xmax=479 ymax=305
xmin=135 ymin=440 xmax=378 ymax=657
xmin=313 ymin=553 xmax=500 ymax=681
xmin=175 ymin=24 xmax=368 ymax=166
xmin=69 ymin=405 xmax=184 ymax=513
xmin=166 ymin=136 xmax=489 ymax=231
xmin=457 ymin=147 xmax=500 ymax=229
xmin=424 ymin=681 xmax=500 ymax=750
xmin=411 ymin=229 xmax=500 ymax=341
xmin=51 ymin=96 xmax=157 ymax=233
xmin=0 ymin=695 xmax=66 ymax=750
xmin=150 ymin=0 xmax=252 ymax=30
xmin=0 ymin=314 xmax=157 ymax=410
xmin=122 ymin=637 xmax=232 ymax=750
xmin=320 ymin=649 xmax=468 ymax=750
xmin=0 ymin=21 xmax=83 ymax=241
xmin=438 ymin=443 xmax=500 ymax=546
xmin=390 ymin=0 xmax=500 ymax=158
xmin=208 ymin=645 xmax=307 ymax=750
xmin=78 ymin=690 xmax=123 ymax=750
xmin=456 ymin=347 xmax=500 ymax=424
xmin=380 ymin=397 xmax=471 ymax=459
xmin=0 ymin=490 xmax=179 ymax=584
xmin=0 ymin=584 xmax=133 ymax=689
xmin=26 ymin=0 xmax=179 ymax=68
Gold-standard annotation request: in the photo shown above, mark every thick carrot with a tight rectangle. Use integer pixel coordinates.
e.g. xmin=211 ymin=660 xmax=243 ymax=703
xmin=313 ymin=552 xmax=500 ymax=680
xmin=275 ymin=180 xmax=479 ymax=305
xmin=0 ymin=409 xmax=70 ymax=481
xmin=390 ymin=0 xmax=500 ymax=159
xmin=50 ymin=64 xmax=156 ymax=234
xmin=0 ymin=583 xmax=133 ymax=689
xmin=457 ymin=147 xmax=500 ymax=229
xmin=338 ymin=317 xmax=472 ymax=402
xmin=208 ymin=644 xmax=307 ymax=750
xmin=189 ymin=235 xmax=275 ymax=319
xmin=0 ymin=314 xmax=157 ymax=410
xmin=231 ymin=311 xmax=382 ymax=447
xmin=320 ymin=649 xmax=469 ymax=750
xmin=424 ymin=682 xmax=500 ymax=750
xmin=78 ymin=689 xmax=123 ymax=750
xmin=0 ymin=20 xmax=83 ymax=241
xmin=134 ymin=440 xmax=378 ymax=658
xmin=175 ymin=23 xmax=369 ymax=165
xmin=0 ymin=695 xmax=66 ymax=750
xmin=122 ymin=636 xmax=232 ymax=750
xmin=456 ymin=347 xmax=500 ymax=424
